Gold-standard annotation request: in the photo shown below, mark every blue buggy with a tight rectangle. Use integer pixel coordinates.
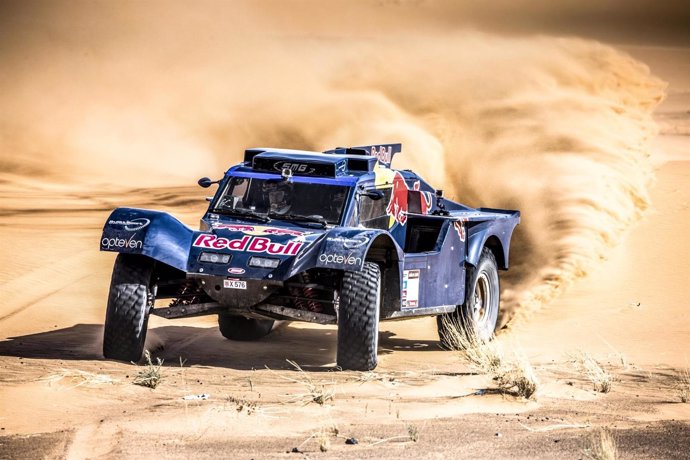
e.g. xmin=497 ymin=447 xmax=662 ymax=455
xmin=100 ymin=144 xmax=519 ymax=370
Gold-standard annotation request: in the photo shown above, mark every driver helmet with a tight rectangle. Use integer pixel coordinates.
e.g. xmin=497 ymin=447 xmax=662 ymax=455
xmin=263 ymin=181 xmax=292 ymax=214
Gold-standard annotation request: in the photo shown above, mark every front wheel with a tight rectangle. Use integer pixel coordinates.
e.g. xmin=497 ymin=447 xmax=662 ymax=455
xmin=218 ymin=314 xmax=274 ymax=341
xmin=337 ymin=262 xmax=381 ymax=371
xmin=437 ymin=247 xmax=500 ymax=346
xmin=103 ymin=254 xmax=155 ymax=362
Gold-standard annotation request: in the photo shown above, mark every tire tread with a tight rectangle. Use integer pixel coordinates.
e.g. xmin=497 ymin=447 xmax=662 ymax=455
xmin=337 ymin=262 xmax=381 ymax=371
xmin=103 ymin=254 xmax=154 ymax=362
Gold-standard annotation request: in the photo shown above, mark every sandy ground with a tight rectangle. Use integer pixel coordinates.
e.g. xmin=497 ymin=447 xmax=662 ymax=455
xmin=2 ymin=2 xmax=690 ymax=459
xmin=1 ymin=99 xmax=689 ymax=460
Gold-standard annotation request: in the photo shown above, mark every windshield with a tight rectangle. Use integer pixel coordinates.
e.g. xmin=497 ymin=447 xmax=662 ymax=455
xmin=213 ymin=176 xmax=350 ymax=225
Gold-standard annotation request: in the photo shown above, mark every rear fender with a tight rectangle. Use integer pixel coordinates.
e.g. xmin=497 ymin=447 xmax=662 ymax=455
xmin=465 ymin=219 xmax=516 ymax=269
xmin=100 ymin=208 xmax=194 ymax=271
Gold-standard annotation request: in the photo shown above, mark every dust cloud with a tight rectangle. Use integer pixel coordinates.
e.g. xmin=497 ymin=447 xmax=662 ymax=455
xmin=0 ymin=1 xmax=666 ymax=322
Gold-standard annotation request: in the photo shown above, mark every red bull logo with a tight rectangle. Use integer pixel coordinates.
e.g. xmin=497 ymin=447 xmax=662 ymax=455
xmin=193 ymin=234 xmax=303 ymax=255
xmin=385 ymin=172 xmax=432 ymax=227
xmin=370 ymin=145 xmax=393 ymax=165
xmin=453 ymin=219 xmax=468 ymax=242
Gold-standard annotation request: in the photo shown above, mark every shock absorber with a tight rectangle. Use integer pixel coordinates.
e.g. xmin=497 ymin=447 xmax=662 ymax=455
xmin=300 ymin=272 xmax=322 ymax=313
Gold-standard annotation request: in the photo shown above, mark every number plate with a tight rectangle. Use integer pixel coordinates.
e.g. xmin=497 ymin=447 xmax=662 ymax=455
xmin=402 ymin=269 xmax=420 ymax=309
xmin=223 ymin=279 xmax=247 ymax=290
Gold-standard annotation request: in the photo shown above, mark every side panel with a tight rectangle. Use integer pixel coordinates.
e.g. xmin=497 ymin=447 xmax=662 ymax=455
xmin=100 ymin=208 xmax=194 ymax=271
xmin=402 ymin=221 xmax=465 ymax=308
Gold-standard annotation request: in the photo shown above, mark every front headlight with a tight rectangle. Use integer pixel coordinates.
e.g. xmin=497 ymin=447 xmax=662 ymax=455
xmin=199 ymin=252 xmax=231 ymax=264
xmin=248 ymin=256 xmax=280 ymax=269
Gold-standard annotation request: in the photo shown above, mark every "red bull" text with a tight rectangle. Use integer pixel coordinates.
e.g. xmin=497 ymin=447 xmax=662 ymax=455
xmin=193 ymin=234 xmax=302 ymax=255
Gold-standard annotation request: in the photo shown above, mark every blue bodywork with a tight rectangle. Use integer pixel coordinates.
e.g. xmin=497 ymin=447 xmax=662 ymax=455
xmin=100 ymin=144 xmax=519 ymax=322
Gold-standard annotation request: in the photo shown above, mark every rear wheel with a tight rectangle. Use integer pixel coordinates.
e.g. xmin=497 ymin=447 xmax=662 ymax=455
xmin=337 ymin=262 xmax=381 ymax=371
xmin=103 ymin=254 xmax=155 ymax=362
xmin=437 ymin=247 xmax=500 ymax=347
xmin=218 ymin=314 xmax=274 ymax=341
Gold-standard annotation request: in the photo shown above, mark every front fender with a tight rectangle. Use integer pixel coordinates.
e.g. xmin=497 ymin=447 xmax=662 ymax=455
xmin=100 ymin=207 xmax=194 ymax=271
xmin=315 ymin=228 xmax=403 ymax=272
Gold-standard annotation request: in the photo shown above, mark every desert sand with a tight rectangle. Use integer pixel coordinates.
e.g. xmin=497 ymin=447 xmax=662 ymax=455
xmin=1 ymin=1 xmax=689 ymax=459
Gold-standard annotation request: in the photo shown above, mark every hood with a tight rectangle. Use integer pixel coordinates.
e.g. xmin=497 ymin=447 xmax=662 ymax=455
xmin=187 ymin=220 xmax=327 ymax=279
xmin=101 ymin=207 xmax=399 ymax=278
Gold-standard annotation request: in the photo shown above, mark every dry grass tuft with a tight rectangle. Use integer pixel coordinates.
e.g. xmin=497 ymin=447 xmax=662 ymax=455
xmin=569 ymin=351 xmax=613 ymax=393
xmin=441 ymin=315 xmax=503 ymax=373
xmin=281 ymin=359 xmax=335 ymax=406
xmin=369 ymin=423 xmax=424 ymax=446
xmin=133 ymin=350 xmax=164 ymax=389
xmin=441 ymin=316 xmax=538 ymax=399
xmin=583 ymin=428 xmax=617 ymax=460
xmin=407 ymin=424 xmax=420 ymax=442
xmin=318 ymin=426 xmax=331 ymax=452
xmin=227 ymin=395 xmax=258 ymax=414
xmin=495 ymin=357 xmax=538 ymax=399
xmin=674 ymin=368 xmax=690 ymax=403
xmin=296 ymin=423 xmax=339 ymax=453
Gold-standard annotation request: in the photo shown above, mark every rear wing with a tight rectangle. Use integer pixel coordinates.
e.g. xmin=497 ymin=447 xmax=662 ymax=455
xmin=323 ymin=143 xmax=402 ymax=167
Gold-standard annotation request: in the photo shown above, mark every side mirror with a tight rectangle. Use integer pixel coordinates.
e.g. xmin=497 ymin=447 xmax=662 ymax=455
xmin=362 ymin=190 xmax=385 ymax=200
xmin=198 ymin=177 xmax=219 ymax=188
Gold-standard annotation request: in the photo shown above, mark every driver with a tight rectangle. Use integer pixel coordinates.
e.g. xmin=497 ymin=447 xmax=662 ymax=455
xmin=326 ymin=189 xmax=347 ymax=222
xmin=263 ymin=180 xmax=293 ymax=215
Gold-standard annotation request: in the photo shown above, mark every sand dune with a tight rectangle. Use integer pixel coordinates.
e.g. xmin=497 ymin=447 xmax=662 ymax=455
xmin=0 ymin=2 xmax=667 ymax=323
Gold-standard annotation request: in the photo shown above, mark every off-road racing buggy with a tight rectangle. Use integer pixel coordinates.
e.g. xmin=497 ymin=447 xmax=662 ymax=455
xmin=100 ymin=144 xmax=519 ymax=371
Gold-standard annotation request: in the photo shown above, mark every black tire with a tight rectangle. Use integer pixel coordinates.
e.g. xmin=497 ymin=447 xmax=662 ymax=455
xmin=337 ymin=262 xmax=381 ymax=371
xmin=103 ymin=254 xmax=155 ymax=362
xmin=437 ymin=247 xmax=500 ymax=347
xmin=218 ymin=315 xmax=274 ymax=341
